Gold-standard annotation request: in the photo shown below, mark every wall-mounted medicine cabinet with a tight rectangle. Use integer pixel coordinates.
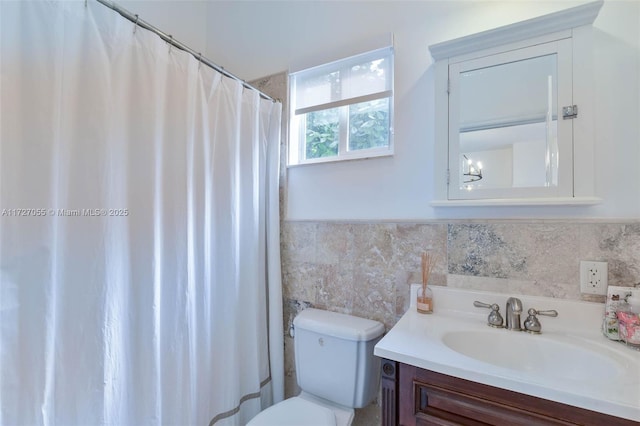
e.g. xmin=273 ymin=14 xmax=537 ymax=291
xmin=431 ymin=0 xmax=603 ymax=206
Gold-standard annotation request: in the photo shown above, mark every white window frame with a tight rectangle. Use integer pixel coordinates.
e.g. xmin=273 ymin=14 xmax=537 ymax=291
xmin=288 ymin=47 xmax=394 ymax=166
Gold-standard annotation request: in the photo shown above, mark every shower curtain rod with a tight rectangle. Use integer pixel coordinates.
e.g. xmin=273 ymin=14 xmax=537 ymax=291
xmin=95 ymin=0 xmax=277 ymax=103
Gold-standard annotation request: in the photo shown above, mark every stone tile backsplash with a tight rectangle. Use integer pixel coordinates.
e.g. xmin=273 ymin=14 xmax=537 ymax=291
xmin=282 ymin=222 xmax=448 ymax=329
xmin=282 ymin=220 xmax=640 ymax=330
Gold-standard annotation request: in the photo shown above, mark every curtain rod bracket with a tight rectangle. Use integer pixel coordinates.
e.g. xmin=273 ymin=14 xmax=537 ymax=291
xmin=133 ymin=14 xmax=139 ymax=34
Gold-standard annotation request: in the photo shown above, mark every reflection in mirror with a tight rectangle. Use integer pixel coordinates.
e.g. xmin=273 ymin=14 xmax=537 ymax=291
xmin=458 ymin=54 xmax=558 ymax=192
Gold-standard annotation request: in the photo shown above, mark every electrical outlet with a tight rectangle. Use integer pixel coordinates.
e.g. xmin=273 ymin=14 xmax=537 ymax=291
xmin=580 ymin=261 xmax=608 ymax=295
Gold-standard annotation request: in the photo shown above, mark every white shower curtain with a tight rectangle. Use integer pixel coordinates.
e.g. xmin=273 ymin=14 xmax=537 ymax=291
xmin=0 ymin=1 xmax=283 ymax=425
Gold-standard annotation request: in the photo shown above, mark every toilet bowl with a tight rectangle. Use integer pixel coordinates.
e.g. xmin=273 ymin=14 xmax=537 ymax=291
xmin=247 ymin=392 xmax=353 ymax=426
xmin=247 ymin=308 xmax=384 ymax=426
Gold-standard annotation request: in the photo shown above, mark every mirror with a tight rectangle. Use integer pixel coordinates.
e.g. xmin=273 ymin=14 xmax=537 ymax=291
xmin=446 ymin=39 xmax=574 ymax=201
xmin=457 ymin=54 xmax=558 ymax=191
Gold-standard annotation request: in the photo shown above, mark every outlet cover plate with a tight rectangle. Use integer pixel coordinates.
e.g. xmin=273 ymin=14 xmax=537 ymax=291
xmin=580 ymin=260 xmax=608 ymax=295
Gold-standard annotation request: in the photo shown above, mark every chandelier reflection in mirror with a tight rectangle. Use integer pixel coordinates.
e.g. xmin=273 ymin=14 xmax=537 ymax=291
xmin=462 ymin=154 xmax=483 ymax=184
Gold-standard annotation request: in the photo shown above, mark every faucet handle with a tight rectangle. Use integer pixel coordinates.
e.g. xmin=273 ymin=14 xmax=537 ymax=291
xmin=473 ymin=301 xmax=504 ymax=328
xmin=534 ymin=309 xmax=558 ymax=317
xmin=524 ymin=308 xmax=558 ymax=334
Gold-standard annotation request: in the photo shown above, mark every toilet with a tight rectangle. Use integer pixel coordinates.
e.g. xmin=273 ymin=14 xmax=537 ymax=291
xmin=248 ymin=308 xmax=385 ymax=426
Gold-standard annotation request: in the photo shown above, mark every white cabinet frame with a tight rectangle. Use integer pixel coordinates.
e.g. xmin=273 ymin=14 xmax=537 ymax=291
xmin=430 ymin=0 xmax=603 ymax=207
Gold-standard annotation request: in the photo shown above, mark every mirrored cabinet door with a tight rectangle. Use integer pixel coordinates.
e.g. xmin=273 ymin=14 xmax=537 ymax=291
xmin=447 ymin=39 xmax=573 ymax=200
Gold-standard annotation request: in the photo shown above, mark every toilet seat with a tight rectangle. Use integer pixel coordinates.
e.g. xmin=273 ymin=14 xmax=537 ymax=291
xmin=247 ymin=396 xmax=336 ymax=426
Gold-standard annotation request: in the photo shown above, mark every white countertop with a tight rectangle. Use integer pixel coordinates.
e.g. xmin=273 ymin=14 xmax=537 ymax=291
xmin=374 ymin=286 xmax=640 ymax=422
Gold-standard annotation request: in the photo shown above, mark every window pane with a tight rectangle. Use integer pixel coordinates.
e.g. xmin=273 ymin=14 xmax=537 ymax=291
xmin=292 ymin=47 xmax=393 ymax=111
xmin=348 ymin=98 xmax=390 ymax=151
xmin=343 ymin=57 xmax=391 ymax=99
xmin=295 ymin=71 xmax=340 ymax=110
xmin=304 ymin=107 xmax=340 ymax=159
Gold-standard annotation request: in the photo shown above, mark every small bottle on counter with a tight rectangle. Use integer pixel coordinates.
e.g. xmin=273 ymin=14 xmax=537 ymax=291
xmin=417 ymin=285 xmax=433 ymax=314
xmin=417 ymin=251 xmax=436 ymax=314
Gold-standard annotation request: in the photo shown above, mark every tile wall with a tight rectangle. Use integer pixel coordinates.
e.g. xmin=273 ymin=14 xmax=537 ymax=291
xmin=283 ymin=221 xmax=640 ymax=329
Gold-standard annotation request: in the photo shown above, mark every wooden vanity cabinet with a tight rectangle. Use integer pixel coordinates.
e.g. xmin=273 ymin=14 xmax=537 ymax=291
xmin=380 ymin=359 xmax=637 ymax=426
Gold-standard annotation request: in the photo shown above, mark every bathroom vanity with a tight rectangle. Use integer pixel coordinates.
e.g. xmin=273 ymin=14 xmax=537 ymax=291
xmin=374 ymin=286 xmax=640 ymax=426
xmin=380 ymin=361 xmax=636 ymax=426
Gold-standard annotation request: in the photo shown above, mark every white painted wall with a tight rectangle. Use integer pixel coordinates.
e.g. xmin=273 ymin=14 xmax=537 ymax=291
xmin=121 ymin=0 xmax=640 ymax=220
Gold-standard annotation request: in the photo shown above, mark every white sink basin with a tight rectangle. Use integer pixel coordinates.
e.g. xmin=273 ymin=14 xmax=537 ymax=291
xmin=441 ymin=330 xmax=632 ymax=383
xmin=374 ymin=286 xmax=640 ymax=422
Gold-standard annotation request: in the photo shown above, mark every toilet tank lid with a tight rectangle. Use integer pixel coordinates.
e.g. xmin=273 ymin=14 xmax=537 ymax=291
xmin=294 ymin=308 xmax=385 ymax=341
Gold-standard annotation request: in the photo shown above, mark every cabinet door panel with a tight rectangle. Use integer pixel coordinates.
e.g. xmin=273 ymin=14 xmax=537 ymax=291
xmin=415 ymin=382 xmax=568 ymax=426
xmin=415 ymin=411 xmax=482 ymax=426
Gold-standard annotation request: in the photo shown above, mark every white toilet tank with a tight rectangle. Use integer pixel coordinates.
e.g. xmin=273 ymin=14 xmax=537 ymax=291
xmin=293 ymin=308 xmax=385 ymax=408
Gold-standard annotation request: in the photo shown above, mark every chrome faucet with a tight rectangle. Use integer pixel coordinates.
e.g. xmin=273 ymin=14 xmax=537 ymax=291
xmin=505 ymin=297 xmax=523 ymax=331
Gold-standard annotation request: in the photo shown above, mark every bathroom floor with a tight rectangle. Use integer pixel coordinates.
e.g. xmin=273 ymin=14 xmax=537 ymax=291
xmin=353 ymin=403 xmax=381 ymax=425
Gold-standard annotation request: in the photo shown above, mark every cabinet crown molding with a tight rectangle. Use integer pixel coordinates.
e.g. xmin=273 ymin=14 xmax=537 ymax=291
xmin=428 ymin=0 xmax=603 ymax=60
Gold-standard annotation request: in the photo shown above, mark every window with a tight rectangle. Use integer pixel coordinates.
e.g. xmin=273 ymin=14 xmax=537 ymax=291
xmin=289 ymin=47 xmax=394 ymax=165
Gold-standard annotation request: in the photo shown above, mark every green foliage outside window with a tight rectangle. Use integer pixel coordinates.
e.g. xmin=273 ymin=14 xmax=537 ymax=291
xmin=304 ymin=99 xmax=389 ymax=160
xmin=305 ymin=108 xmax=339 ymax=159
xmin=349 ymin=98 xmax=389 ymax=151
